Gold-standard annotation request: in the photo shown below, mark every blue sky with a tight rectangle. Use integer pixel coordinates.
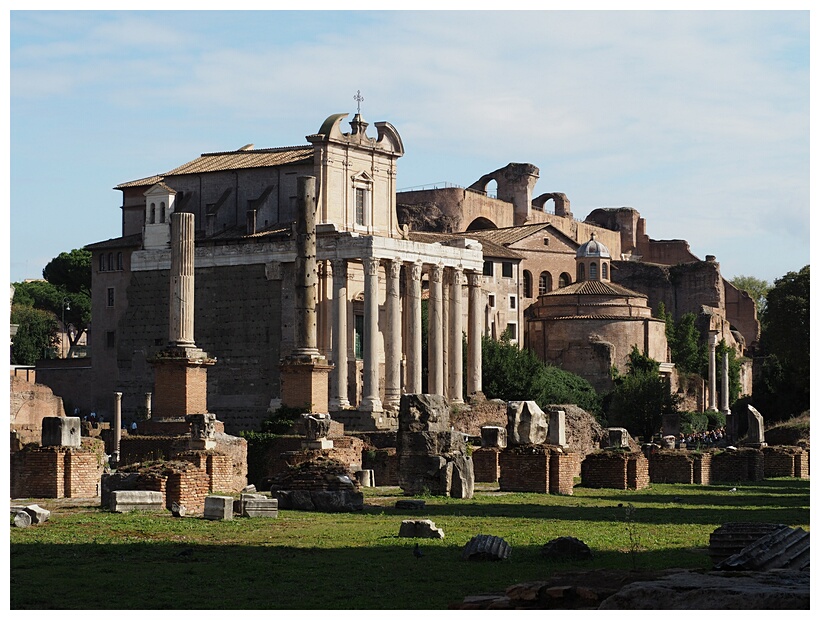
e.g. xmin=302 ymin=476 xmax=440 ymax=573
xmin=7 ymin=9 xmax=811 ymax=286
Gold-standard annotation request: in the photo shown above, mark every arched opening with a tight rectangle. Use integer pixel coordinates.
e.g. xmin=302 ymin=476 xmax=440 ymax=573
xmin=577 ymin=263 xmax=585 ymax=282
xmin=117 ymin=252 xmax=123 ymax=271
xmin=160 ymin=202 xmax=166 ymax=223
xmin=107 ymin=253 xmax=113 ymax=271
xmin=538 ymin=271 xmax=552 ymax=295
xmin=466 ymin=217 xmax=497 ymax=231
xmin=602 ymin=262 xmax=609 ymax=280
xmin=149 ymin=203 xmax=156 ymax=224
xmin=558 ymin=272 xmax=571 ymax=288
xmin=99 ymin=254 xmax=105 ymax=272
xmin=523 ymin=270 xmax=533 ymax=298
xmin=589 ymin=262 xmax=598 ymax=281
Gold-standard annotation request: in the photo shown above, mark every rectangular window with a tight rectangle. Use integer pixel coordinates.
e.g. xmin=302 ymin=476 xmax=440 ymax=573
xmin=502 ymin=262 xmax=513 ymax=278
xmin=482 ymin=261 xmax=494 ymax=276
xmin=354 ymin=314 xmax=364 ymax=359
xmin=509 ymin=295 xmax=516 ymax=310
xmin=106 ymin=331 xmax=116 ymax=348
xmin=355 ymin=188 xmax=366 ymax=226
xmin=505 ymin=322 xmax=517 ymax=340
xmin=488 ymin=294 xmax=495 ymax=308
xmin=107 ymin=287 xmax=114 ymax=307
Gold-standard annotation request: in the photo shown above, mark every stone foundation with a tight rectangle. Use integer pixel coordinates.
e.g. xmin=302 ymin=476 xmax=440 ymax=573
xmin=11 ymin=439 xmax=105 ymax=498
xmin=710 ymin=448 xmax=764 ymax=483
xmin=499 ymin=448 xmax=549 ymax=493
xmin=581 ymin=451 xmax=649 ymax=490
xmin=649 ymin=451 xmax=695 ymax=484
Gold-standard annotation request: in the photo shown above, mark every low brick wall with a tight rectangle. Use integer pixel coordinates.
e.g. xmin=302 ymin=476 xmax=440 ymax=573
xmin=649 ymin=451 xmax=694 ymax=484
xmin=581 ymin=451 xmax=649 ymax=490
xmin=166 ymin=468 xmax=211 ymax=514
xmin=692 ymin=453 xmax=712 ymax=485
xmin=11 ymin=440 xmax=105 ymax=499
xmin=362 ymin=447 xmax=398 ymax=486
xmin=710 ymin=449 xmax=764 ymax=483
xmin=499 ymin=448 xmax=549 ymax=493
xmin=472 ymin=448 xmax=500 ymax=483
xmin=549 ymin=452 xmax=578 ymax=495
xmin=762 ymin=447 xmax=796 ymax=478
xmin=794 ymin=450 xmax=809 ymax=478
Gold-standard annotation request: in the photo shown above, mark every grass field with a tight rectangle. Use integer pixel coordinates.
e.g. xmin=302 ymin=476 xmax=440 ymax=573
xmin=10 ymin=478 xmax=810 ymax=609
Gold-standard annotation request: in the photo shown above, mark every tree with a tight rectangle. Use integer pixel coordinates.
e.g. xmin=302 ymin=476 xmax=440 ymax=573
xmin=730 ymin=274 xmax=771 ymax=319
xmin=753 ymin=265 xmax=809 ymax=419
xmin=657 ymin=303 xmax=706 ymax=376
xmin=12 ymin=248 xmax=92 ymax=356
xmin=606 ymin=347 xmax=680 ymax=441
xmin=11 ymin=305 xmax=59 ymax=364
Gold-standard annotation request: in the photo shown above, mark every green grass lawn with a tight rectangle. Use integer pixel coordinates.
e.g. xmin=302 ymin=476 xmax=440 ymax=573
xmin=10 ymin=479 xmax=810 ymax=609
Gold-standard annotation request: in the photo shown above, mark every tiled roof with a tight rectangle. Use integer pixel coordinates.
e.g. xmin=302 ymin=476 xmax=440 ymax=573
xmin=539 ymin=314 xmax=659 ymax=321
xmin=202 ymin=224 xmax=292 ymax=242
xmin=84 ymin=233 xmax=143 ymax=250
xmin=465 ymin=222 xmax=551 ymax=246
xmin=544 ymin=280 xmax=646 ymax=298
xmin=115 ymin=146 xmax=313 ymax=189
xmin=408 ymin=231 xmax=522 ymax=260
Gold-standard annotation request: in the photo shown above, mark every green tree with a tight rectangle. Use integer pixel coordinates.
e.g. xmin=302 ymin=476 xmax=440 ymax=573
xmin=481 ymin=336 xmax=601 ymax=415
xmin=606 ymin=347 xmax=680 ymax=441
xmin=730 ymin=274 xmax=771 ymax=319
xmin=657 ymin=303 xmax=706 ymax=376
xmin=11 ymin=304 xmax=59 ymax=364
xmin=12 ymin=248 xmax=92 ymax=356
xmin=754 ymin=265 xmax=809 ymax=419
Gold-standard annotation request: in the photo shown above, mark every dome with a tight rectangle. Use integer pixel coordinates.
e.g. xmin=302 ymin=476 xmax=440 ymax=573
xmin=576 ymin=232 xmax=611 ymax=258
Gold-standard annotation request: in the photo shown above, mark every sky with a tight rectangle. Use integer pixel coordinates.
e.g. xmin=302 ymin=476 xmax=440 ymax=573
xmin=6 ymin=7 xmax=812 ymax=288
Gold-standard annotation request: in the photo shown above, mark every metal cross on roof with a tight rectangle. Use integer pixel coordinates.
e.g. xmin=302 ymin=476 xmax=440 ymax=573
xmin=354 ymin=90 xmax=364 ymax=114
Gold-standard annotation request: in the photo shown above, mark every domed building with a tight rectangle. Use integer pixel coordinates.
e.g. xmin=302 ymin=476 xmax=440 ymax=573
xmin=526 ymin=233 xmax=670 ymax=393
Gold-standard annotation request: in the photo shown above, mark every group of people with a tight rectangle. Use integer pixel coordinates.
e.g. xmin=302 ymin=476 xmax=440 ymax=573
xmin=680 ymin=427 xmax=727 ymax=447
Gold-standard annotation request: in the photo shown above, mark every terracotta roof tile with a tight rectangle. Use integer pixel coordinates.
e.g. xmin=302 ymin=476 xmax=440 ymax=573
xmin=408 ymin=231 xmax=521 ymax=259
xmin=544 ymin=280 xmax=646 ymax=298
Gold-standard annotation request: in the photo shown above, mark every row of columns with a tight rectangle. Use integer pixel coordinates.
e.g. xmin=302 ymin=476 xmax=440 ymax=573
xmin=328 ymin=257 xmax=483 ymax=413
xmin=707 ymin=331 xmax=731 ymax=415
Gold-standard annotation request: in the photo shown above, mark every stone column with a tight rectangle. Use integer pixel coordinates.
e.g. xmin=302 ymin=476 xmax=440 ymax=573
xmin=113 ymin=391 xmax=122 ymax=465
xmin=442 ymin=271 xmax=450 ymax=401
xmin=721 ymin=349 xmax=731 ymax=414
xmin=448 ymin=266 xmax=464 ymax=404
xmin=466 ymin=270 xmax=483 ymax=397
xmin=292 ymin=175 xmax=319 ymax=358
xmin=405 ymin=261 xmax=423 ymax=394
xmin=707 ymin=331 xmax=718 ymax=412
xmin=144 ymin=392 xmax=152 ymax=419
xmin=360 ymin=257 xmax=383 ymax=412
xmin=169 ymin=212 xmax=196 ymax=347
xmin=428 ymin=263 xmax=444 ymax=396
xmin=329 ymin=259 xmax=350 ymax=410
xmin=384 ymin=258 xmax=403 ymax=409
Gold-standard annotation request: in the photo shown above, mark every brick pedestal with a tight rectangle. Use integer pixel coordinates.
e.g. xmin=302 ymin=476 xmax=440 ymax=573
xmin=581 ymin=451 xmax=649 ymax=490
xmin=549 ymin=452 xmax=578 ymax=495
xmin=280 ymin=359 xmax=333 ymax=413
xmin=499 ymin=450 xmax=549 ymax=493
xmin=472 ymin=448 xmax=500 ymax=482
xmin=152 ymin=355 xmax=215 ymax=418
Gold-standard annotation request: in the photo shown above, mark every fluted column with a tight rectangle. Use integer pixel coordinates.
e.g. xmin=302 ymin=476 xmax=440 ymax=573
xmin=329 ymin=259 xmax=350 ymax=411
xmin=360 ymin=257 xmax=383 ymax=412
xmin=721 ymin=349 xmax=731 ymax=414
xmin=466 ymin=270 xmax=483 ymax=397
xmin=428 ymin=263 xmax=444 ymax=396
xmin=384 ymin=258 xmax=403 ymax=409
xmin=292 ymin=175 xmax=319 ymax=358
xmin=169 ymin=212 xmax=196 ymax=346
xmin=448 ymin=266 xmax=464 ymax=404
xmin=113 ymin=391 xmax=122 ymax=465
xmin=144 ymin=392 xmax=152 ymax=419
xmin=707 ymin=331 xmax=718 ymax=412
xmin=405 ymin=261 xmax=423 ymax=394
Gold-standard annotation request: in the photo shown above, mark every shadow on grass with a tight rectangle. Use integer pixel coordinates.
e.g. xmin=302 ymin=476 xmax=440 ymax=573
xmin=9 ymin=540 xmax=709 ymax=610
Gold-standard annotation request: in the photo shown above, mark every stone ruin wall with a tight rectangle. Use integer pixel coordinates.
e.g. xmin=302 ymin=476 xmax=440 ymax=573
xmin=710 ymin=449 xmax=765 ymax=483
xmin=11 ymin=439 xmax=105 ymax=499
xmin=10 ymin=376 xmax=65 ymax=446
xmin=581 ymin=452 xmax=650 ymax=490
xmin=472 ymin=448 xmax=500 ymax=483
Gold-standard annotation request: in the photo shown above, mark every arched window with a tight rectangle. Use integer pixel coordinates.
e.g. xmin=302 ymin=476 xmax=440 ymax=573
xmin=577 ymin=263 xmax=585 ymax=282
xmin=602 ymin=262 xmax=608 ymax=280
xmin=590 ymin=262 xmax=598 ymax=280
xmin=538 ymin=272 xmax=551 ymax=295
xmin=107 ymin=253 xmax=113 ymax=271
xmin=99 ymin=254 xmax=105 ymax=272
xmin=523 ymin=270 xmax=533 ymax=298
xmin=558 ymin=272 xmax=571 ymax=288
xmin=117 ymin=252 xmax=123 ymax=271
xmin=160 ymin=202 xmax=166 ymax=223
xmin=149 ymin=203 xmax=156 ymax=224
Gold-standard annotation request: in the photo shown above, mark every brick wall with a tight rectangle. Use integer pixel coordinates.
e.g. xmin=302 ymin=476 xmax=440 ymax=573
xmin=649 ymin=452 xmax=694 ymax=484
xmin=472 ymin=448 xmax=500 ymax=483
xmin=152 ymin=362 xmax=210 ymax=418
xmin=499 ymin=451 xmax=549 ymax=493
xmin=627 ymin=453 xmax=650 ymax=489
xmin=166 ymin=468 xmax=211 ymax=514
xmin=549 ymin=452 xmax=578 ymax=495
xmin=581 ymin=451 xmax=649 ymax=490
xmin=361 ymin=448 xmax=398 ymax=486
xmin=762 ymin=448 xmax=796 ymax=478
xmin=794 ymin=451 xmax=809 ymax=478
xmin=11 ymin=444 xmax=105 ymax=499
xmin=692 ymin=453 xmax=712 ymax=485
xmin=205 ymin=453 xmax=234 ymax=493
xmin=711 ymin=449 xmax=764 ymax=483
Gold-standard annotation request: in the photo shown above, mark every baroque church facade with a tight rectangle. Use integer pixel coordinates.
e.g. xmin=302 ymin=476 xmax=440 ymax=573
xmin=87 ymin=111 xmax=758 ymax=432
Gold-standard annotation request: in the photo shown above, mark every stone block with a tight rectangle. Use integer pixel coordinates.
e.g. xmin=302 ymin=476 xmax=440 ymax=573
xmin=547 ymin=410 xmax=567 ymax=447
xmin=507 ymin=401 xmax=548 ymax=445
xmin=304 ymin=438 xmax=334 ymax=450
xmin=662 ymin=435 xmax=677 ymax=449
xmin=13 ymin=511 xmax=32 ymax=528
xmin=23 ymin=504 xmax=50 ymax=524
xmin=449 ymin=453 xmax=475 ymax=499
xmin=745 ymin=405 xmax=766 ymax=445
xmin=241 ymin=497 xmax=279 ymax=518
xmin=398 ymin=519 xmax=445 ymax=539
xmin=462 ymin=534 xmax=511 ymax=561
xmin=480 ymin=425 xmax=507 ymax=449
xmin=204 ymin=495 xmax=234 ymax=520
xmin=41 ymin=416 xmax=81 ymax=448
xmin=605 ymin=427 xmax=630 ymax=448
xmin=110 ymin=490 xmax=164 ymax=513
xmin=398 ymin=394 xmax=450 ymax=433
xmin=355 ymin=469 xmax=374 ymax=487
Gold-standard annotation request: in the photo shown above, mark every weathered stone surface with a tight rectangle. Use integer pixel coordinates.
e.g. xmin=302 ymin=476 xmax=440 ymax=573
xmin=745 ymin=405 xmax=766 ymax=445
xmin=23 ymin=504 xmax=50 ymax=524
xmin=398 ymin=519 xmax=445 ymax=539
xmin=203 ymin=495 xmax=234 ymax=520
xmin=507 ymin=401 xmax=547 ymax=445
xmin=171 ymin=502 xmax=187 ymax=518
xmin=242 ymin=484 xmax=257 ymax=493
xmin=462 ymin=534 xmax=511 ymax=561
xmin=448 ymin=452 xmax=475 ymax=499
xmin=541 ymin=536 xmax=593 ymax=561
xmin=547 ymin=410 xmax=567 ymax=447
xmin=241 ymin=497 xmax=279 ymax=518
xmin=604 ymin=427 xmax=630 ymax=449
xmin=480 ymin=425 xmax=507 ymax=449
xmin=662 ymin=435 xmax=676 ymax=449
xmin=715 ymin=526 xmax=809 ymax=571
xmin=399 ymin=429 xmax=464 ymax=455
xmin=399 ymin=394 xmax=450 ymax=433
xmin=41 ymin=416 xmax=81 ymax=448
xmin=110 ymin=490 xmax=164 ymax=513
xmin=709 ymin=522 xmax=791 ymax=565
xmin=395 ymin=499 xmax=426 ymax=510
xmin=598 ymin=569 xmax=810 ymax=609
xmin=355 ymin=469 xmax=374 ymax=487
xmin=273 ymin=489 xmax=363 ymax=512
xmin=301 ymin=413 xmax=332 ymax=440
xmin=101 ymin=472 xmax=142 ymax=509
xmin=13 ymin=511 xmax=32 ymax=528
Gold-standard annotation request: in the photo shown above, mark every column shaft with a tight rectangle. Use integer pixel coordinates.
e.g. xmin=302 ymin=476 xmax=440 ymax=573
xmin=293 ymin=176 xmax=319 ymax=356
xmin=330 ymin=259 xmax=350 ymax=410
xmin=428 ymin=264 xmax=444 ymax=396
xmin=361 ymin=257 xmax=383 ymax=412
xmin=721 ymin=349 xmax=730 ymax=414
xmin=169 ymin=212 xmax=196 ymax=346
xmin=707 ymin=332 xmax=718 ymax=411
xmin=384 ymin=259 xmax=403 ymax=408
xmin=449 ymin=267 xmax=464 ymax=404
xmin=405 ymin=262 xmax=423 ymax=394
xmin=467 ymin=271 xmax=483 ymax=397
